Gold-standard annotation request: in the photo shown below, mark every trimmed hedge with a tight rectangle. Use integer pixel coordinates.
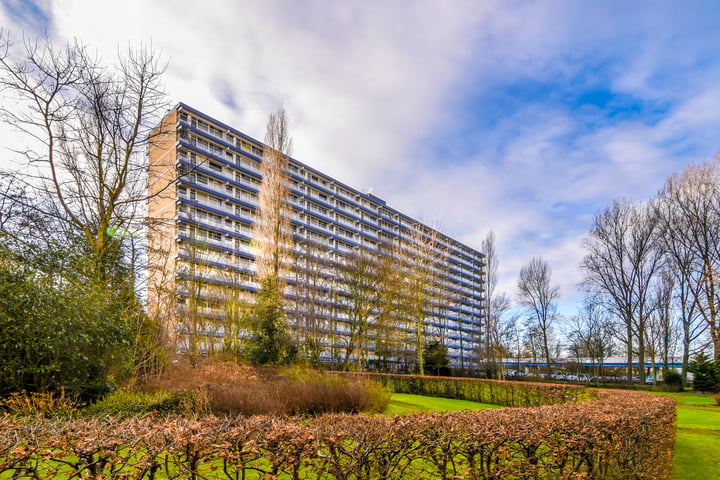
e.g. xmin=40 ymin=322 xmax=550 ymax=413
xmin=333 ymin=371 xmax=593 ymax=406
xmin=0 ymin=389 xmax=674 ymax=479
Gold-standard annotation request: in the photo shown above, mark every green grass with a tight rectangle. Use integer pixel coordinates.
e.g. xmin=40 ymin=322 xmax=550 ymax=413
xmin=652 ymin=390 xmax=720 ymax=479
xmin=384 ymin=392 xmax=502 ymax=415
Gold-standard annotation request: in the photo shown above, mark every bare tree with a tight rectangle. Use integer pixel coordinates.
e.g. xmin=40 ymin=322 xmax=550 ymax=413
xmin=291 ymin=238 xmax=336 ymax=368
xmin=373 ymin=241 xmax=406 ymax=372
xmin=0 ymin=33 xmax=167 ymax=282
xmin=522 ymin=320 xmax=544 ymax=374
xmin=654 ymin=181 xmax=710 ymax=382
xmin=254 ymin=107 xmax=293 ymax=284
xmin=246 ymin=107 xmax=296 ymax=365
xmin=567 ymin=303 xmax=616 ymax=381
xmin=490 ymin=309 xmax=517 ymax=379
xmin=402 ymin=223 xmax=447 ymax=375
xmin=216 ymin=257 xmax=253 ymax=357
xmin=517 ymin=256 xmax=560 ymax=377
xmin=479 ymin=231 xmax=510 ymax=377
xmin=0 ymin=34 xmax=169 ymax=386
xmin=646 ymin=270 xmax=678 ymax=383
xmin=656 ymin=159 xmax=720 ymax=361
xmin=580 ymin=198 xmax=663 ymax=383
xmin=337 ymin=247 xmax=381 ymax=370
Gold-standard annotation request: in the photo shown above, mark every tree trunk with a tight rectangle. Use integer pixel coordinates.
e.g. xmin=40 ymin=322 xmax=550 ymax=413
xmin=543 ymin=333 xmax=552 ymax=377
xmin=626 ymin=320 xmax=633 ymax=383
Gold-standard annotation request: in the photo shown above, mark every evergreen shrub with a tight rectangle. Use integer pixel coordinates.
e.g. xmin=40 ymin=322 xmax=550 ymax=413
xmin=661 ymin=370 xmax=684 ymax=392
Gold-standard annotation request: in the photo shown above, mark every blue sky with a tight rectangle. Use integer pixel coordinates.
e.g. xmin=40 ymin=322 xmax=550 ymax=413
xmin=2 ymin=0 xmax=720 ymax=318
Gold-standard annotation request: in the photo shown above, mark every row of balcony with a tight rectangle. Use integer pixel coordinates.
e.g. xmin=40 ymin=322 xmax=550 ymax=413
xmin=175 ymin=124 xmax=485 ymax=272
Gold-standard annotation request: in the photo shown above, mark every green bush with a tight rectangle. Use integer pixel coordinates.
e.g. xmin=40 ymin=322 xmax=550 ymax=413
xmin=83 ymin=389 xmax=185 ymax=418
xmin=689 ymin=352 xmax=719 ymax=393
xmin=661 ymin=370 xmax=684 ymax=392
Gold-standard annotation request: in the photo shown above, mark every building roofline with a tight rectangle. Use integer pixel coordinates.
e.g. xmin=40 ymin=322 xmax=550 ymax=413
xmin=170 ymin=102 xmax=486 ymax=261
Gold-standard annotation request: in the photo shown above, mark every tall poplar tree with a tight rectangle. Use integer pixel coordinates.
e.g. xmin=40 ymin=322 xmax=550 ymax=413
xmin=246 ymin=107 xmax=296 ymax=365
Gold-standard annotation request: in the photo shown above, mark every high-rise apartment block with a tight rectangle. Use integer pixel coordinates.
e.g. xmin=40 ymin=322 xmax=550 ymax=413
xmin=147 ymin=103 xmax=485 ymax=370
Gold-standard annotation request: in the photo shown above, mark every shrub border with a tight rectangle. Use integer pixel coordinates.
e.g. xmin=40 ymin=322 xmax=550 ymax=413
xmin=0 ymin=386 xmax=674 ymax=479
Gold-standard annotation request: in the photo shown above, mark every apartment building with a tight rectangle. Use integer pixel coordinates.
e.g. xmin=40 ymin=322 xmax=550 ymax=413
xmin=147 ymin=103 xmax=486 ymax=370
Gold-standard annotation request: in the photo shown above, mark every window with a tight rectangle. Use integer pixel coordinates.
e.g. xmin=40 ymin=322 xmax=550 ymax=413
xmin=236 ymin=172 xmax=261 ymax=187
xmin=208 ymin=161 xmax=222 ymax=172
xmin=196 ymin=119 xmax=210 ymax=133
xmin=209 ymin=125 xmax=224 ymax=138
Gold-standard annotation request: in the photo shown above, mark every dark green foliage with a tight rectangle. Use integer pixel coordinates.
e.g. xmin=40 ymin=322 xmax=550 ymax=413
xmin=0 ymin=243 xmax=139 ymax=399
xmin=662 ymin=370 xmax=684 ymax=391
xmin=243 ymin=278 xmax=297 ymax=366
xmin=423 ymin=340 xmax=451 ymax=376
xmin=689 ymin=352 xmax=720 ymax=393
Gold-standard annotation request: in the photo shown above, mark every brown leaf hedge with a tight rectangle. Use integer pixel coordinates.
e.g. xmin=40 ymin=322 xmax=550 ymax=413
xmin=0 ymin=388 xmax=674 ymax=479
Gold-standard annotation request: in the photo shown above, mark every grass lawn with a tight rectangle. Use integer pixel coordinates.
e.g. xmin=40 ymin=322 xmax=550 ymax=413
xmin=650 ymin=391 xmax=720 ymax=479
xmin=384 ymin=392 xmax=503 ymax=415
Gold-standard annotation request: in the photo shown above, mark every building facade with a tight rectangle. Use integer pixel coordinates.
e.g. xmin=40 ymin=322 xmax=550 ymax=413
xmin=147 ymin=103 xmax=486 ymax=370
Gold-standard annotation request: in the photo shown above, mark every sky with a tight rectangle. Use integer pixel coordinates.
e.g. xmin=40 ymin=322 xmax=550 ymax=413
xmin=1 ymin=0 xmax=720 ymax=318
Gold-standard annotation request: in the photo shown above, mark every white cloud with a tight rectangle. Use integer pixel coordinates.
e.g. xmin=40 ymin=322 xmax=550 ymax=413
xmin=2 ymin=0 xmax=720 ymax=321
